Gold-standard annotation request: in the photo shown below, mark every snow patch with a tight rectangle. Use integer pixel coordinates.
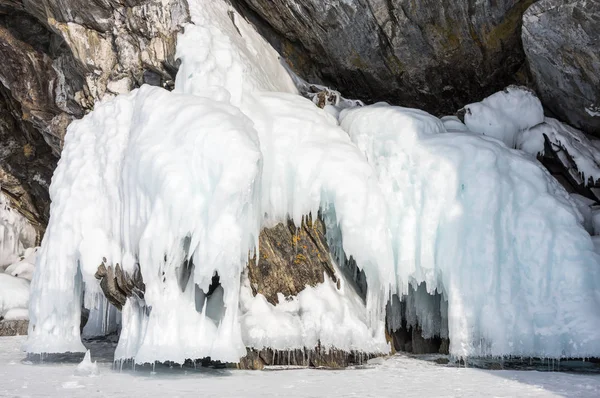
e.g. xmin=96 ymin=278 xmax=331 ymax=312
xmin=517 ymin=117 xmax=600 ymax=186
xmin=0 ymin=273 xmax=29 ymax=319
xmin=240 ymin=262 xmax=388 ymax=354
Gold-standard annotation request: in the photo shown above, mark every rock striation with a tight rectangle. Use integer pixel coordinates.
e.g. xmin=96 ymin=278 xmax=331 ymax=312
xmin=522 ymin=0 xmax=600 ymax=137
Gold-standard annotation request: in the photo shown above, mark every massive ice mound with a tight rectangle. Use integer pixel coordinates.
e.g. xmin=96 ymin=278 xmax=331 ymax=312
xmin=25 ymin=0 xmax=392 ymax=362
xmin=25 ymin=0 xmax=600 ymax=362
xmin=340 ymin=103 xmax=600 ymax=357
xmin=27 ymin=86 xmax=263 ymax=361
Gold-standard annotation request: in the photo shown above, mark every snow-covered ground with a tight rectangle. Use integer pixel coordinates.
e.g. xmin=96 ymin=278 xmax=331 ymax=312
xmin=1 ymin=336 xmax=599 ymax=397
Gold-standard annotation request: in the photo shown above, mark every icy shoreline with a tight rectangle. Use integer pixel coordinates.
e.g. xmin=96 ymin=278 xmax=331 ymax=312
xmin=21 ymin=0 xmax=600 ymax=364
xmin=2 ymin=336 xmax=600 ymax=398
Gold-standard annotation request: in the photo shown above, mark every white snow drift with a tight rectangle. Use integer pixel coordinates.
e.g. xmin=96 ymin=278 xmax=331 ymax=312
xmin=26 ymin=0 xmax=600 ymax=362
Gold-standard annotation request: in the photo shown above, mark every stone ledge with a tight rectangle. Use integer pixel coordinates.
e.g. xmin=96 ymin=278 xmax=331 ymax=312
xmin=238 ymin=347 xmax=382 ymax=370
xmin=0 ymin=320 xmax=28 ymax=336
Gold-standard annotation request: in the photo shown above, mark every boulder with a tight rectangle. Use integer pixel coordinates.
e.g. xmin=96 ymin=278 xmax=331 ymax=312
xmin=522 ymin=0 xmax=600 ymax=136
xmin=0 ymin=319 xmax=28 ymax=336
xmin=247 ymin=215 xmax=337 ymax=305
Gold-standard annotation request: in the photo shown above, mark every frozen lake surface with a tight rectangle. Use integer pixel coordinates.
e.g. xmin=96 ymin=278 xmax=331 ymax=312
xmin=2 ymin=336 xmax=600 ymax=397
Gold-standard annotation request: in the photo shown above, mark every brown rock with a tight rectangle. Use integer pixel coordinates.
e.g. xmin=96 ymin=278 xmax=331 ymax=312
xmin=95 ymin=260 xmax=145 ymax=310
xmin=0 ymin=319 xmax=28 ymax=336
xmin=247 ymin=214 xmax=336 ymax=305
xmin=238 ymin=346 xmax=380 ymax=369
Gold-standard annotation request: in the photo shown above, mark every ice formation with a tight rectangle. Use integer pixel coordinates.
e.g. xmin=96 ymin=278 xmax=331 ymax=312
xmin=462 ymin=88 xmax=600 ymax=189
xmin=26 ymin=0 xmax=390 ymax=362
xmin=340 ymin=103 xmax=600 ymax=357
xmin=0 ymin=192 xmax=36 ymax=269
xmin=240 ymin=265 xmax=388 ymax=354
xmin=0 ymin=273 xmax=29 ymax=319
xmin=4 ymin=247 xmax=38 ymax=281
xmin=461 ymin=86 xmax=544 ymax=147
xmin=517 ymin=117 xmax=600 ymax=186
xmin=75 ymin=350 xmax=99 ymax=376
xmin=26 ymin=0 xmax=600 ymax=363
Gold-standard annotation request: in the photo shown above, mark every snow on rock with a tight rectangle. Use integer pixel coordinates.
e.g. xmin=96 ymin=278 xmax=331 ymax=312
xmin=461 ymin=86 xmax=544 ymax=147
xmin=240 ymin=264 xmax=388 ymax=354
xmin=0 ymin=273 xmax=29 ymax=319
xmin=340 ymin=103 xmax=600 ymax=358
xmin=4 ymin=247 xmax=38 ymax=281
xmin=75 ymin=350 xmax=99 ymax=376
xmin=517 ymin=117 xmax=600 ymax=186
xmin=441 ymin=116 xmax=469 ymax=133
xmin=570 ymin=194 xmax=596 ymax=234
xmin=0 ymin=192 xmax=36 ymax=269
xmin=3 ymin=308 xmax=29 ymax=321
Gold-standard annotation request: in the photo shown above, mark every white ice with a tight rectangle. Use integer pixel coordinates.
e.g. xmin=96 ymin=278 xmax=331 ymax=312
xmin=0 ymin=192 xmax=36 ymax=269
xmin=340 ymin=103 xmax=600 ymax=358
xmin=462 ymin=88 xmax=600 ymax=188
xmin=0 ymin=273 xmax=29 ymax=319
xmin=461 ymin=86 xmax=544 ymax=148
xmin=240 ymin=260 xmax=388 ymax=354
xmin=25 ymin=0 xmax=600 ymax=363
xmin=4 ymin=247 xmax=38 ymax=281
xmin=75 ymin=350 xmax=99 ymax=377
xmin=26 ymin=0 xmax=390 ymax=362
xmin=517 ymin=117 xmax=600 ymax=186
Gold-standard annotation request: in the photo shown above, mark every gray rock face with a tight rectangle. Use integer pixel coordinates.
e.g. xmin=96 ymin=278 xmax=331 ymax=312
xmin=522 ymin=0 xmax=600 ymax=137
xmin=236 ymin=0 xmax=535 ymax=114
xmin=0 ymin=85 xmax=56 ymax=230
xmin=0 ymin=0 xmax=189 ymax=224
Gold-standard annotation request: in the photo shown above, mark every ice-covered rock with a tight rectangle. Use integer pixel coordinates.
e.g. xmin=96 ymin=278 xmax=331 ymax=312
xmin=459 ymin=86 xmax=544 ymax=147
xmin=570 ymin=194 xmax=596 ymax=235
xmin=75 ymin=350 xmax=99 ymax=377
xmin=517 ymin=118 xmax=600 ymax=188
xmin=0 ymin=273 xmax=29 ymax=319
xmin=24 ymin=0 xmax=600 ymax=363
xmin=340 ymin=103 xmax=600 ymax=358
xmin=4 ymin=247 xmax=38 ymax=281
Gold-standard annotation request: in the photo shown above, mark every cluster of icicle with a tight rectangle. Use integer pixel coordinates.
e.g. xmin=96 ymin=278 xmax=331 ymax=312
xmin=26 ymin=0 xmax=600 ymax=363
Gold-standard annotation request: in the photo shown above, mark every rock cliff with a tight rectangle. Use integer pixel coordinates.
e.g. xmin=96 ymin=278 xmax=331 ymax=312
xmin=522 ymin=0 xmax=600 ymax=137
